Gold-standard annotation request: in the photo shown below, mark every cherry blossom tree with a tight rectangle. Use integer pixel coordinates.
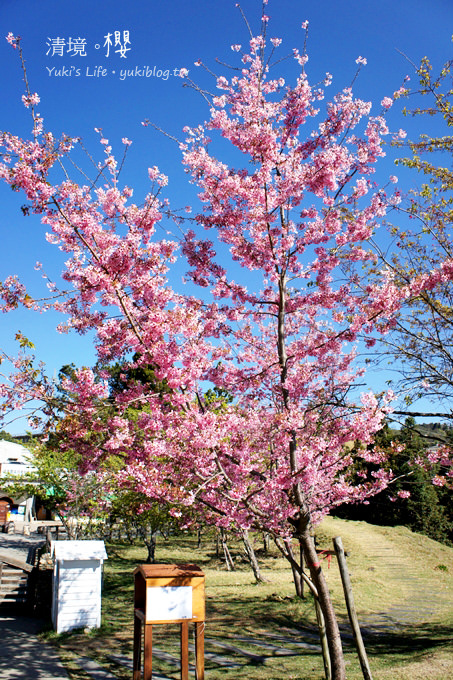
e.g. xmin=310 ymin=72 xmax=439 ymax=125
xmin=2 ymin=21 xmax=453 ymax=679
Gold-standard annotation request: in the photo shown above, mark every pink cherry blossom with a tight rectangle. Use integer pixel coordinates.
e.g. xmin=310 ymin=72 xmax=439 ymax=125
xmin=397 ymin=490 xmax=411 ymax=499
xmin=1 ymin=30 xmax=452 ymax=674
xmin=6 ymin=32 xmax=19 ymax=48
xmin=21 ymin=93 xmax=40 ymax=107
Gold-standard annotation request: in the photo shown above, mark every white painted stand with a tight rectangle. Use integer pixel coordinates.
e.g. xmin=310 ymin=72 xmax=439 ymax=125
xmin=51 ymin=540 xmax=107 ymax=634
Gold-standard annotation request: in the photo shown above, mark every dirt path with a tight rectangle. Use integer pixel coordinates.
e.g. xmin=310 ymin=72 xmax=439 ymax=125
xmin=323 ymin=519 xmax=452 ymax=633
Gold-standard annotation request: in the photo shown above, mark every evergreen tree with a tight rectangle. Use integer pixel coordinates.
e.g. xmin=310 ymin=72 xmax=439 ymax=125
xmin=335 ymin=418 xmax=452 ymax=544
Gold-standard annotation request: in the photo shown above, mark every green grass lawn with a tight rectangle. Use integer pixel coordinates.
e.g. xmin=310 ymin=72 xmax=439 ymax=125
xmin=44 ymin=517 xmax=453 ymax=680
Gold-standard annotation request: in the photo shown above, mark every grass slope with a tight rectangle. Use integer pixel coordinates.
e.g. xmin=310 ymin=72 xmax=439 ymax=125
xmin=45 ymin=517 xmax=453 ymax=680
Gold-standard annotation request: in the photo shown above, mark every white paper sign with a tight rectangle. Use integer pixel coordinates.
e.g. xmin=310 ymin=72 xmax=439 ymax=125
xmin=146 ymin=585 xmax=193 ymax=621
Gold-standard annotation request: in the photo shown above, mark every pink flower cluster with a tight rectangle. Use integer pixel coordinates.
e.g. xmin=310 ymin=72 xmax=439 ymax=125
xmin=0 ymin=28 xmax=451 ymax=546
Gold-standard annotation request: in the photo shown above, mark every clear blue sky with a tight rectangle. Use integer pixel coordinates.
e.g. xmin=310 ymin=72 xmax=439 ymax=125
xmin=1 ymin=0 xmax=452 ymax=433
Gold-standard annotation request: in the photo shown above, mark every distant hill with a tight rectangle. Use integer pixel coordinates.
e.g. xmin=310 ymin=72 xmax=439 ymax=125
xmin=412 ymin=422 xmax=453 ymax=445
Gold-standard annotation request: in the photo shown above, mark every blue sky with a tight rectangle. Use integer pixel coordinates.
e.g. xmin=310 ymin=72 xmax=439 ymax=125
xmin=1 ymin=0 xmax=453 ymax=433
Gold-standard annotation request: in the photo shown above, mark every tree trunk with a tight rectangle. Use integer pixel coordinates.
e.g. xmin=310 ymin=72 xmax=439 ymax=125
xmin=299 ymin=538 xmax=305 ymax=599
xmin=284 ymin=538 xmax=304 ymax=598
xmin=299 ymin=527 xmax=346 ymax=680
xmin=241 ymin=529 xmax=264 ymax=583
xmin=220 ymin=528 xmax=235 ymax=570
xmin=141 ymin=527 xmax=157 ymax=563
xmin=315 ymin=597 xmax=332 ymax=680
xmin=59 ymin=517 xmax=74 ymax=540
xmin=274 ymin=268 xmax=344 ymax=675
xmin=145 ymin=538 xmax=156 ymax=563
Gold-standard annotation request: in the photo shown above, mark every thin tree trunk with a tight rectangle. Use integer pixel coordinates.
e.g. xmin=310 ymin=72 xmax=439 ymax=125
xmin=220 ymin=529 xmax=235 ymax=571
xmin=274 ymin=536 xmax=316 ymax=597
xmin=315 ymin=597 xmax=332 ymax=680
xmin=284 ymin=538 xmax=304 ymax=598
xmin=276 ymin=266 xmax=346 ymax=678
xmin=241 ymin=529 xmax=264 ymax=583
xmin=145 ymin=538 xmax=156 ymax=563
xmin=141 ymin=527 xmax=157 ymax=563
xmin=299 ymin=538 xmax=305 ymax=599
xmin=215 ymin=529 xmax=221 ymax=558
xmin=275 ymin=533 xmax=334 ymax=677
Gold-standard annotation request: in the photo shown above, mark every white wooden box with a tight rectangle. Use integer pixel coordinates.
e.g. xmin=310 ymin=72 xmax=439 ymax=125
xmin=51 ymin=540 xmax=107 ymax=634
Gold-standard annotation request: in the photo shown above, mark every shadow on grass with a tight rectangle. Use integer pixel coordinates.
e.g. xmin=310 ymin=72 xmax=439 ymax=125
xmin=105 ymin=550 xmax=142 ymax=568
xmin=359 ymin=620 xmax=453 ymax=658
xmin=44 ymin=601 xmax=453 ymax=680
xmin=207 ymin=592 xmax=314 ymax=630
xmin=96 ymin=546 xmax=453 ymax=677
xmin=206 ymin=594 xmax=453 ymax=664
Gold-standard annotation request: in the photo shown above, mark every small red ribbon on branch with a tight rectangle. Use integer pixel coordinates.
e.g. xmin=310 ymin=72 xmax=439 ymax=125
xmin=306 ymin=551 xmax=332 ymax=569
xmin=318 ymin=550 xmax=332 ymax=568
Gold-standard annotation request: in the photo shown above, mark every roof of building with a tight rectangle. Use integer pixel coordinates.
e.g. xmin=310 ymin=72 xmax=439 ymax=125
xmin=51 ymin=540 xmax=108 ymax=561
xmin=0 ymin=439 xmax=32 ymax=466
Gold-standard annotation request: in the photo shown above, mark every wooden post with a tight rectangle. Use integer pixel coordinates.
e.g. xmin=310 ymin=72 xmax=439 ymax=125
xmin=143 ymin=623 xmax=152 ymax=680
xmin=333 ymin=536 xmax=373 ymax=680
xmin=195 ymin=621 xmax=205 ymax=680
xmin=133 ymin=612 xmax=142 ymax=680
xmin=181 ymin=621 xmax=189 ymax=680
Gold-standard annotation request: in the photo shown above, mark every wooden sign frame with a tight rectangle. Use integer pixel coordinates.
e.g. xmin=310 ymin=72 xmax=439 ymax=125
xmin=133 ymin=564 xmax=205 ymax=680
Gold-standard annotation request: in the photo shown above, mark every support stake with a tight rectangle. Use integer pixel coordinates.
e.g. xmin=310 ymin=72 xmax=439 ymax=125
xmin=333 ymin=536 xmax=373 ymax=680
